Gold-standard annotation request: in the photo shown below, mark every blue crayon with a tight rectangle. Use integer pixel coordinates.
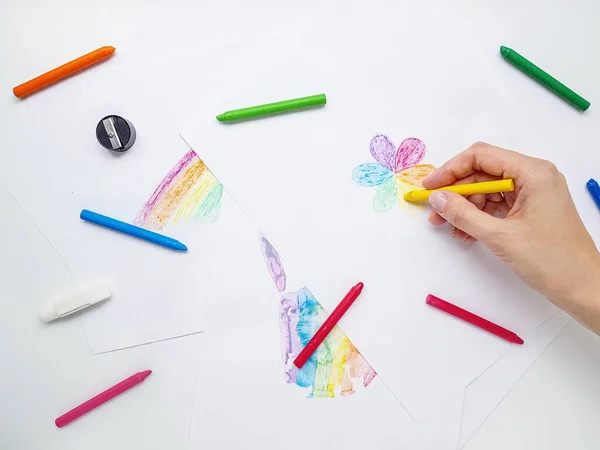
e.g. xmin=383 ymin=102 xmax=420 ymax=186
xmin=80 ymin=209 xmax=188 ymax=252
xmin=586 ymin=179 xmax=600 ymax=212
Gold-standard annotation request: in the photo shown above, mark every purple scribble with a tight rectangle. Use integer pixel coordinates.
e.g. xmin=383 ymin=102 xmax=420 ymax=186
xmin=259 ymin=235 xmax=286 ymax=292
xmin=279 ymin=293 xmax=300 ymax=384
xmin=369 ymin=134 xmax=397 ymax=171
xmin=134 ymin=149 xmax=197 ymax=225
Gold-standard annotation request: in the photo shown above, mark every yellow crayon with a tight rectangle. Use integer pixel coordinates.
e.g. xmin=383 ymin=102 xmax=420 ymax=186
xmin=403 ymin=179 xmax=515 ymax=202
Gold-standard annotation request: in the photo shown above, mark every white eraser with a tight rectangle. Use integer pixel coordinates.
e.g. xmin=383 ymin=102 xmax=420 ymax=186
xmin=39 ymin=285 xmax=112 ymax=322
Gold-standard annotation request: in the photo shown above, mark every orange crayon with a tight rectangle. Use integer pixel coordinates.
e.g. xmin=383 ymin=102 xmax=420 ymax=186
xmin=13 ymin=46 xmax=115 ymax=98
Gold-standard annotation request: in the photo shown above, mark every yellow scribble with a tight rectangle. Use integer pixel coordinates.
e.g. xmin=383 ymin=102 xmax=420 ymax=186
xmin=395 ymin=164 xmax=436 ymax=216
xmin=397 ymin=164 xmax=435 ymax=188
xmin=327 ymin=330 xmax=349 ymax=396
xmin=146 ymin=158 xmax=206 ymax=229
xmin=173 ymin=169 xmax=219 ymax=223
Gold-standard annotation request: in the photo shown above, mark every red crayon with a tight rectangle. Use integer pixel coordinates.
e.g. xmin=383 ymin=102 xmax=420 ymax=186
xmin=55 ymin=370 xmax=152 ymax=428
xmin=426 ymin=294 xmax=524 ymax=344
xmin=294 ymin=282 xmax=364 ymax=369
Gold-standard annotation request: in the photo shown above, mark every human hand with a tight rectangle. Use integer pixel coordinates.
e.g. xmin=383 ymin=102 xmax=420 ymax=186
xmin=423 ymin=142 xmax=600 ymax=333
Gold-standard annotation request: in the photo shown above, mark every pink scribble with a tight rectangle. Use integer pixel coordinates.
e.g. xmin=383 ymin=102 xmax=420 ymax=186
xmin=394 ymin=138 xmax=426 ymax=172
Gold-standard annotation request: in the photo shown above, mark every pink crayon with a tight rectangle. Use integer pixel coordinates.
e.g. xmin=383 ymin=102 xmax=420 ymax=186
xmin=55 ymin=370 xmax=152 ymax=428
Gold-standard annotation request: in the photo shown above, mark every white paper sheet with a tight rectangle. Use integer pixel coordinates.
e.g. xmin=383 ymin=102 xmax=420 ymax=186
xmin=151 ymin=333 xmax=204 ymax=447
xmin=191 ymin=193 xmax=464 ymax=450
xmin=180 ymin=2 xmax=557 ymax=420
xmin=63 ymin=147 xmax=221 ymax=353
xmin=0 ymin=183 xmax=185 ymax=450
xmin=459 ymin=311 xmax=569 ymax=447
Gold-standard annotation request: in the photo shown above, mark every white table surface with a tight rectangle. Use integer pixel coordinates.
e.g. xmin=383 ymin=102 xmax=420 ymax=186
xmin=2 ymin=1 xmax=600 ymax=449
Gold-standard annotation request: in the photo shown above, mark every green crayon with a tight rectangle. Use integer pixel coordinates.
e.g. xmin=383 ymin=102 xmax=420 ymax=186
xmin=216 ymin=94 xmax=327 ymax=122
xmin=500 ymin=46 xmax=590 ymax=111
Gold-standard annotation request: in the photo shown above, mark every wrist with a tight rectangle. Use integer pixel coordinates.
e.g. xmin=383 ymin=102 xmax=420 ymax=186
xmin=554 ymin=251 xmax=600 ymax=334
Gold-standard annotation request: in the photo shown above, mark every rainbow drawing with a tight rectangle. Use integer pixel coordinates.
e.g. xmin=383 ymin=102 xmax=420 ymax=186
xmin=280 ymin=287 xmax=377 ymax=398
xmin=134 ymin=149 xmax=223 ymax=231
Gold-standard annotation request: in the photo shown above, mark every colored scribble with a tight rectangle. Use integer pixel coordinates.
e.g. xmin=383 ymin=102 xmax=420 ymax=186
xmin=279 ymin=287 xmax=376 ymax=398
xmin=260 ymin=235 xmax=286 ymax=292
xmin=134 ymin=149 xmax=223 ymax=230
xmin=352 ymin=135 xmax=435 ymax=213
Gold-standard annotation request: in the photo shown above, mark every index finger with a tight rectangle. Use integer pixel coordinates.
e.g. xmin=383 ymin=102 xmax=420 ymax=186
xmin=422 ymin=142 xmax=531 ymax=189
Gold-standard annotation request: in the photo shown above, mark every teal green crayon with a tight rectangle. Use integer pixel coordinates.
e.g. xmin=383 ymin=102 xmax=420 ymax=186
xmin=500 ymin=46 xmax=590 ymax=111
xmin=216 ymin=94 xmax=327 ymax=122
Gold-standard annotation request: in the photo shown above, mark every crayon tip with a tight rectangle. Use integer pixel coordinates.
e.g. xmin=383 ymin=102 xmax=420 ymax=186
xmin=512 ymin=335 xmax=524 ymax=345
xmin=500 ymin=46 xmax=510 ymax=57
xmin=403 ymin=191 xmax=413 ymax=201
xmin=104 ymin=46 xmax=116 ymax=55
xmin=139 ymin=370 xmax=152 ymax=380
xmin=355 ymin=282 xmax=365 ymax=292
xmin=216 ymin=113 xmax=226 ymax=122
xmin=587 ymin=178 xmax=598 ymax=188
xmin=173 ymin=241 xmax=188 ymax=252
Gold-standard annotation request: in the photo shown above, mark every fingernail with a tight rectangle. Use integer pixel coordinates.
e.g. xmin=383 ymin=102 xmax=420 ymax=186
xmin=429 ymin=191 xmax=447 ymax=213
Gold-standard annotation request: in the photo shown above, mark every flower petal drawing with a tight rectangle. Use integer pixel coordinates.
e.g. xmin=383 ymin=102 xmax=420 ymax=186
xmin=354 ymin=135 xmax=433 ymax=213
xmin=352 ymin=163 xmax=393 ymax=187
xmin=397 ymin=164 xmax=436 ymax=189
xmin=369 ymin=134 xmax=397 ymax=170
xmin=394 ymin=137 xmax=426 ymax=172
xmin=373 ymin=176 xmax=397 ymax=212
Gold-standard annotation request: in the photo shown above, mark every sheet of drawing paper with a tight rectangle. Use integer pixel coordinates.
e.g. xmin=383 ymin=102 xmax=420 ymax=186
xmin=63 ymin=146 xmax=222 ymax=353
xmin=190 ymin=193 xmax=464 ymax=450
xmin=150 ymin=333 xmax=204 ymax=446
xmin=459 ymin=312 xmax=570 ymax=447
xmin=180 ymin=2 xmax=557 ymax=420
xmin=27 ymin=14 xmax=232 ymax=354
xmin=0 ymin=183 xmax=187 ymax=450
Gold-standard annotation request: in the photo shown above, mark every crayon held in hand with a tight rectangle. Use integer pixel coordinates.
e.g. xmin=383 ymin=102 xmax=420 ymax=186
xmin=13 ymin=46 xmax=116 ymax=98
xmin=500 ymin=46 xmax=590 ymax=111
xmin=216 ymin=94 xmax=326 ymax=122
xmin=403 ymin=179 xmax=514 ymax=202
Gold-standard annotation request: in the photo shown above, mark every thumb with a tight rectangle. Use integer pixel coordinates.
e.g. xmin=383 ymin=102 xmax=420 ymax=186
xmin=428 ymin=191 xmax=500 ymax=241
